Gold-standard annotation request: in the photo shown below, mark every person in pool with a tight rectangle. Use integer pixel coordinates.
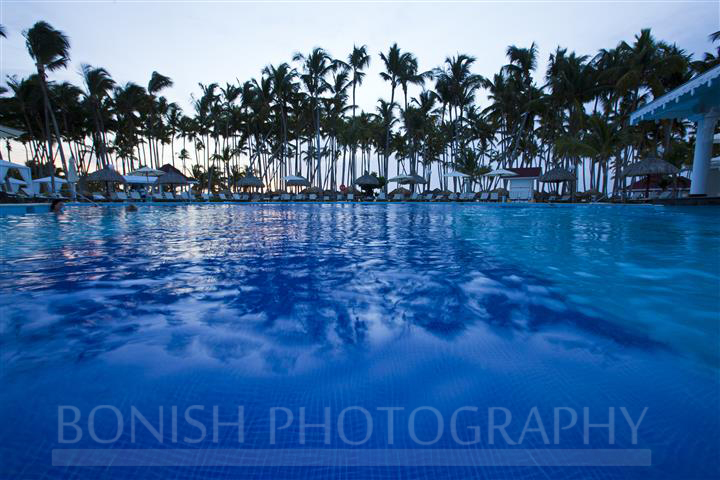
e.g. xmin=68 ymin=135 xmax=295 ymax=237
xmin=50 ymin=199 xmax=65 ymax=213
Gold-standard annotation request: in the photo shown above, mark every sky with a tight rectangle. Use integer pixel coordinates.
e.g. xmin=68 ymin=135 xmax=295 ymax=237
xmin=2 ymin=0 xmax=718 ymax=117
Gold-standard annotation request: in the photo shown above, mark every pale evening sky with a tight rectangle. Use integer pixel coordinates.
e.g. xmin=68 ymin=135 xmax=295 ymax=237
xmin=1 ymin=0 xmax=718 ymax=116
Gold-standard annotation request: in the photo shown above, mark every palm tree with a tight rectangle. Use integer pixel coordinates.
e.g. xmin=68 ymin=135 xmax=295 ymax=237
xmin=379 ymin=43 xmax=409 ymax=184
xmin=80 ymin=64 xmax=115 ymax=168
xmin=293 ymin=47 xmax=338 ymax=187
xmin=23 ymin=21 xmax=73 ymax=195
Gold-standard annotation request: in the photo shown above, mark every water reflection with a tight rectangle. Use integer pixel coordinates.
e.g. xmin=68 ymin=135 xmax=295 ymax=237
xmin=1 ymin=204 xmax=718 ymax=375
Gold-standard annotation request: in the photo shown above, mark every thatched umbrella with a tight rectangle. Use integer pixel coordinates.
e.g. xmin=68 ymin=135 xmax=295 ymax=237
xmin=540 ymin=167 xmax=575 ymax=183
xmin=540 ymin=167 xmax=576 ymax=195
xmin=156 ymin=171 xmax=189 ymax=185
xmin=85 ymin=168 xmax=126 ymax=196
xmin=389 ymin=186 xmax=411 ymax=195
xmin=156 ymin=171 xmax=189 ymax=195
xmin=235 ymin=174 xmax=264 ymax=191
xmin=622 ymin=154 xmax=679 ymax=198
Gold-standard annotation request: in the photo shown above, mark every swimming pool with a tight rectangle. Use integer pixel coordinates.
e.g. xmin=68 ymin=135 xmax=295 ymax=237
xmin=1 ymin=203 xmax=718 ymax=479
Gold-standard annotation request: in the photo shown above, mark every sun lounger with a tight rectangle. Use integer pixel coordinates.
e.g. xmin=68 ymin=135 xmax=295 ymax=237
xmin=201 ymin=193 xmax=211 ymax=201
xmin=489 ymin=193 xmax=499 ymax=202
xmin=376 ymin=192 xmax=387 ymax=201
xmin=92 ymin=194 xmax=106 ymax=202
xmin=307 ymin=194 xmax=317 ymax=201
xmin=432 ymin=194 xmax=447 ymax=202
xmin=280 ymin=193 xmax=291 ymax=201
xmin=447 ymin=193 xmax=459 ymax=201
xmin=390 ymin=193 xmax=405 ymax=201
xmin=129 ymin=191 xmax=142 ymax=201
xmin=559 ymin=194 xmax=571 ymax=202
xmin=163 ymin=192 xmax=175 ymax=200
xmin=658 ymin=191 xmax=672 ymax=200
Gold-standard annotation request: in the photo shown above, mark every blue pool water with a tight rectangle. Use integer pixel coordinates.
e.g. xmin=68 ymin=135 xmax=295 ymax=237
xmin=0 ymin=203 xmax=718 ymax=479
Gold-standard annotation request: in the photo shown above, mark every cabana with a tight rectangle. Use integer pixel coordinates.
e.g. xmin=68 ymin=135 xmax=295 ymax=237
xmin=32 ymin=176 xmax=68 ymax=196
xmin=630 ymin=64 xmax=720 ymax=197
xmin=506 ymin=167 xmax=541 ymax=200
xmin=0 ymin=160 xmax=32 ymax=194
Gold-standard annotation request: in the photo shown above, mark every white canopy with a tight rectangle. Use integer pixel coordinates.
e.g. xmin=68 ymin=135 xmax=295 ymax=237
xmin=0 ymin=160 xmax=32 ymax=192
xmin=129 ymin=166 xmax=165 ymax=176
xmin=443 ymin=171 xmax=470 ymax=178
xmin=484 ymin=168 xmax=517 ymax=177
xmin=124 ymin=174 xmax=158 ymax=185
xmin=33 ymin=176 xmax=68 ymax=185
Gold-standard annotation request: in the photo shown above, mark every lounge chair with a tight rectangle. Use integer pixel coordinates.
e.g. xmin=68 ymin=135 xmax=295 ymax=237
xmin=347 ymin=193 xmax=354 ymax=201
xmin=376 ymin=192 xmax=387 ymax=201
xmin=447 ymin=193 xmax=459 ymax=201
xmin=201 ymin=193 xmax=211 ymax=201
xmin=390 ymin=193 xmax=405 ymax=201
xmin=230 ymin=193 xmax=240 ymax=201
xmin=559 ymin=194 xmax=571 ymax=202
xmin=281 ymin=193 xmax=291 ymax=201
xmin=432 ymin=193 xmax=447 ymax=202
xmin=658 ymin=191 xmax=672 ymax=200
xmin=477 ymin=192 xmax=488 ymax=202
xmin=163 ymin=192 xmax=175 ymax=201
xmin=308 ymin=194 xmax=318 ymax=201
xmin=128 ymin=191 xmax=141 ymax=201
xmin=489 ymin=193 xmax=499 ymax=202
xmin=92 ymin=193 xmax=106 ymax=202
xmin=409 ymin=193 xmax=420 ymax=201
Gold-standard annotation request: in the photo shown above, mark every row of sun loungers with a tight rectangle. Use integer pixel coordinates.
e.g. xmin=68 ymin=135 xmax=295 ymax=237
xmin=84 ymin=191 xmax=512 ymax=203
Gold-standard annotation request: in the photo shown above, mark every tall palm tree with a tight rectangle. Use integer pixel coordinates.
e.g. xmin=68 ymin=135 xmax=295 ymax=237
xmin=80 ymin=64 xmax=115 ymax=168
xmin=24 ymin=21 xmax=73 ymax=195
xmin=293 ymin=47 xmax=337 ymax=187
xmin=347 ymin=45 xmax=370 ymax=184
xmin=379 ymin=43 xmax=409 ymax=184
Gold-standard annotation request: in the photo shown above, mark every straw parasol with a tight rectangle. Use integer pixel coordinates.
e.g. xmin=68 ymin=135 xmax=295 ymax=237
xmin=389 ymin=186 xmax=411 ymax=195
xmin=85 ymin=167 xmax=126 ymax=195
xmin=622 ymin=155 xmax=679 ymax=177
xmin=622 ymin=154 xmax=680 ymax=198
xmin=156 ymin=171 xmax=189 ymax=185
xmin=86 ymin=167 xmax=126 ymax=183
xmin=235 ymin=174 xmax=264 ymax=188
xmin=540 ymin=167 xmax=575 ymax=183
xmin=354 ymin=171 xmax=380 ymax=187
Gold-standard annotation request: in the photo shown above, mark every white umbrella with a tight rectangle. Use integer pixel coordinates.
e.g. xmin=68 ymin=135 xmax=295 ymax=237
xmin=129 ymin=166 xmax=165 ymax=176
xmin=484 ymin=168 xmax=517 ymax=177
xmin=443 ymin=171 xmax=470 ymax=178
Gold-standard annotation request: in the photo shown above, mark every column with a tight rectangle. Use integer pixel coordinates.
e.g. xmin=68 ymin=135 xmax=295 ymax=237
xmin=690 ymin=114 xmax=718 ymax=196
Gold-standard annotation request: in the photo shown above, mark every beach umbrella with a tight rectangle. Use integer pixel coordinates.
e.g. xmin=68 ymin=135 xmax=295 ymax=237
xmin=235 ymin=174 xmax=265 ymax=188
xmin=389 ymin=186 xmax=411 ymax=195
xmin=156 ymin=171 xmax=189 ymax=185
xmin=539 ymin=167 xmax=576 ymax=183
xmin=85 ymin=167 xmax=126 ymax=195
xmin=484 ymin=168 xmax=517 ymax=177
xmin=443 ymin=171 xmax=469 ymax=178
xmin=354 ymin=171 xmax=380 ymax=187
xmin=129 ymin=166 xmax=165 ymax=176
xmin=622 ymin=155 xmax=679 ymax=198
xmin=283 ymin=174 xmax=311 ymax=188
xmin=387 ymin=175 xmax=411 ymax=183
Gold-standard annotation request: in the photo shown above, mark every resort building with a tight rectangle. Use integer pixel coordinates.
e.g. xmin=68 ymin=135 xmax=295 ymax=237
xmin=506 ymin=167 xmax=541 ymax=200
xmin=630 ymin=64 xmax=720 ymax=197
